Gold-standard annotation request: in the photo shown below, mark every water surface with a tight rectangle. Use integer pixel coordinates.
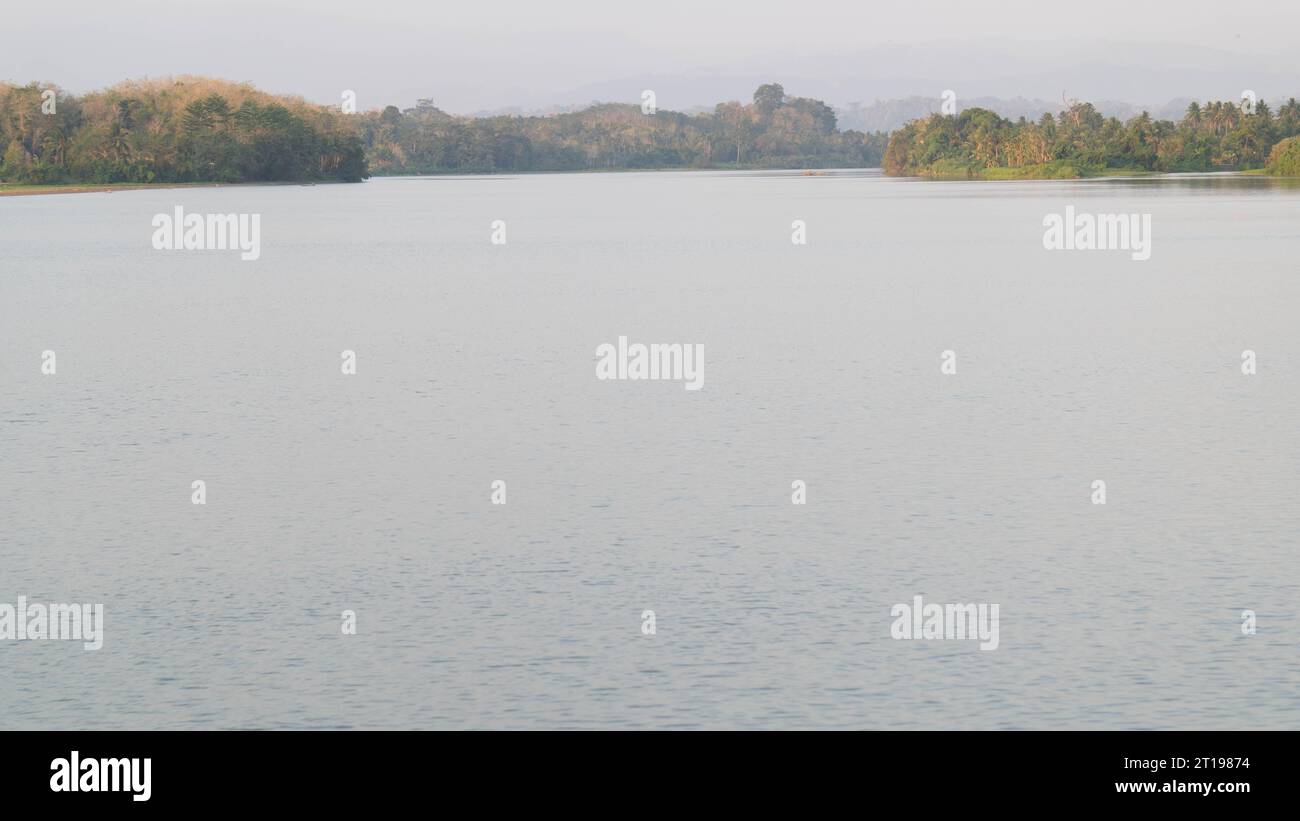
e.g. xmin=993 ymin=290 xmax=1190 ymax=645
xmin=2 ymin=170 xmax=1297 ymax=728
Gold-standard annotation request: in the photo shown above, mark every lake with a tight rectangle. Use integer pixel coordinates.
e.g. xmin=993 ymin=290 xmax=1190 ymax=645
xmin=1 ymin=170 xmax=1298 ymax=728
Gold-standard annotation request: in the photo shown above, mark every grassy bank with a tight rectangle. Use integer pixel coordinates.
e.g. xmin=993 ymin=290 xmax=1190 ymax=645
xmin=912 ymin=159 xmax=1150 ymax=180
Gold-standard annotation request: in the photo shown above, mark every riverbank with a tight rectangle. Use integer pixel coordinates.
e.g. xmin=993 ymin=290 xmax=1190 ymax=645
xmin=907 ymin=159 xmax=1166 ymax=180
xmin=0 ymin=181 xmax=347 ymax=197
xmin=904 ymin=164 xmax=1297 ymax=181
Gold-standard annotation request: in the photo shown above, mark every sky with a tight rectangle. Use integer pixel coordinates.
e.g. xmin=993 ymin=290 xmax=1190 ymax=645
xmin=4 ymin=0 xmax=1299 ymax=113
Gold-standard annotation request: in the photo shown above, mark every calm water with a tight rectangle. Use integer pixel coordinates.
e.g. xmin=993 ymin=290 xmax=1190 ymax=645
xmin=2 ymin=170 xmax=1298 ymax=729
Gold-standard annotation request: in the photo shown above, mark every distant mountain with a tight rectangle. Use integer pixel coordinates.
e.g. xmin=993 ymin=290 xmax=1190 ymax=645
xmin=462 ymin=92 xmax=1262 ymax=136
xmin=466 ymin=103 xmax=598 ymax=118
xmin=507 ymin=39 xmax=1297 ymax=124
xmin=834 ymin=96 xmax=1206 ymax=133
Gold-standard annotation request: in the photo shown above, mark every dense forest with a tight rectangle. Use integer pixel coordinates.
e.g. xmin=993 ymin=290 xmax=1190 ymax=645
xmin=358 ymin=83 xmax=887 ymax=173
xmin=0 ymin=77 xmax=367 ymax=184
xmin=882 ymin=99 xmax=1300 ymax=178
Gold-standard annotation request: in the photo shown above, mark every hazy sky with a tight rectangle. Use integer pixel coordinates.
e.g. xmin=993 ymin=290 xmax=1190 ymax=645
xmin=5 ymin=0 xmax=1298 ymax=112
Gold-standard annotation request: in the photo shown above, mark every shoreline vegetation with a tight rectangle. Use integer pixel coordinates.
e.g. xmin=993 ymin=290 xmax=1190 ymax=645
xmin=883 ymin=102 xmax=1300 ymax=179
xmin=0 ymin=77 xmax=885 ymax=188
xmin=3 ymin=76 xmax=1300 ymax=192
xmin=1 ymin=77 xmax=368 ymax=186
xmin=361 ymin=82 xmax=886 ymax=174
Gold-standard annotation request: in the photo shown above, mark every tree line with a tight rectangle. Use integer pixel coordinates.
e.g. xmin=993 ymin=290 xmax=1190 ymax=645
xmin=8 ymin=77 xmax=1298 ymax=184
xmin=882 ymin=99 xmax=1300 ymax=178
xmin=358 ymin=83 xmax=886 ymax=173
xmin=0 ymin=79 xmax=886 ymax=184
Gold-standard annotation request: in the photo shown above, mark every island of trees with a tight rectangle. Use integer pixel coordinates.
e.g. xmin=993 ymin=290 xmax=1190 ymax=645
xmin=882 ymin=100 xmax=1300 ymax=178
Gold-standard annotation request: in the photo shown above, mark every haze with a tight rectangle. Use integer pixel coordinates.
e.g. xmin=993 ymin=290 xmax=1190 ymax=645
xmin=4 ymin=0 xmax=1298 ymax=114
